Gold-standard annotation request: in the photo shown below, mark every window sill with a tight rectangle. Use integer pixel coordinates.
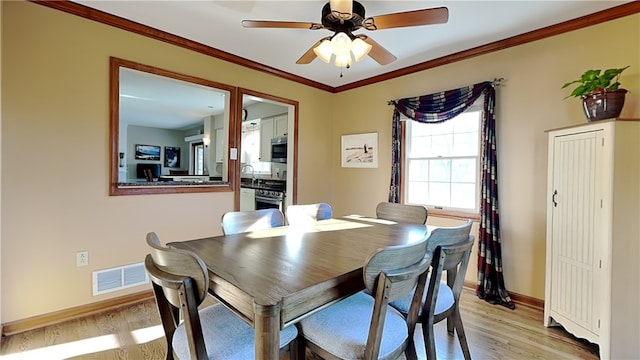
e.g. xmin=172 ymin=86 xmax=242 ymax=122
xmin=427 ymin=209 xmax=480 ymax=221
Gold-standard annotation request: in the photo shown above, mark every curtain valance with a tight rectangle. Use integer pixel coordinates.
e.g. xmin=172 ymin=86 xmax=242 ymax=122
xmin=390 ymin=81 xmax=491 ymax=123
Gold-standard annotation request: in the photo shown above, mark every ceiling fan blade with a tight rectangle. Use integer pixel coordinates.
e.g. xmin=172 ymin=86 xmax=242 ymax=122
xmin=361 ymin=36 xmax=396 ymax=65
xmin=296 ymin=38 xmax=330 ymax=64
xmin=364 ymin=7 xmax=448 ymax=30
xmin=242 ymin=20 xmax=323 ymax=30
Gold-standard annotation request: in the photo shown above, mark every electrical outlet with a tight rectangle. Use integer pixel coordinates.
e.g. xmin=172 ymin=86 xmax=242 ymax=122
xmin=77 ymin=251 xmax=89 ymax=267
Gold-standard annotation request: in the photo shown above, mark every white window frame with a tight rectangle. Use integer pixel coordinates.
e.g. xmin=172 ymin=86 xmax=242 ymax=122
xmin=403 ymin=101 xmax=483 ymax=214
xmin=241 ymin=120 xmax=271 ymax=174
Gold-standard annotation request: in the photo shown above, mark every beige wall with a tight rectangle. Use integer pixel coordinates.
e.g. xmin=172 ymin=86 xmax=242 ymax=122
xmin=330 ymin=14 xmax=639 ymax=298
xmin=1 ymin=0 xmax=638 ymax=324
xmin=1 ymin=1 xmax=332 ymax=323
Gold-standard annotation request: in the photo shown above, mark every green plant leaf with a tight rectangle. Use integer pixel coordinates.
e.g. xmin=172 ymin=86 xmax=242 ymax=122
xmin=570 ymin=85 xmax=586 ymax=97
xmin=562 ymin=66 xmax=629 ymax=98
xmin=561 ymin=80 xmax=581 ymax=89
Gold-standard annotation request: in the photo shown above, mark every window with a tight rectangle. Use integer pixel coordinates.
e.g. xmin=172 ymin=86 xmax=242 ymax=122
xmin=241 ymin=121 xmax=270 ymax=173
xmin=192 ymin=142 xmax=204 ymax=175
xmin=404 ymin=103 xmax=482 ymax=213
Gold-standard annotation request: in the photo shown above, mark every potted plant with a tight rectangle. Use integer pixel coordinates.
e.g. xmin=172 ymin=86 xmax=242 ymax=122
xmin=562 ymin=66 xmax=629 ymax=121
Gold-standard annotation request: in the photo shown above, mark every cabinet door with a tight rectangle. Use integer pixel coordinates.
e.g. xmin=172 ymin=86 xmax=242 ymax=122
xmin=549 ymin=130 xmax=602 ymax=334
xmin=260 ymin=117 xmax=274 ymax=162
xmin=274 ymin=114 xmax=288 ymax=137
xmin=240 ymin=188 xmax=256 ymax=211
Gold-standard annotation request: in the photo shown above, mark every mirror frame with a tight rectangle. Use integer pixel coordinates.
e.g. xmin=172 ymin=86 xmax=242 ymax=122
xmin=235 ymin=88 xmax=299 ymax=209
xmin=110 ymin=57 xmax=237 ymax=195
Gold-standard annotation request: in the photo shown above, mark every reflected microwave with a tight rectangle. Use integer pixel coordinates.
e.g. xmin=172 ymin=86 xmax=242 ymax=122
xmin=271 ymin=136 xmax=287 ymax=163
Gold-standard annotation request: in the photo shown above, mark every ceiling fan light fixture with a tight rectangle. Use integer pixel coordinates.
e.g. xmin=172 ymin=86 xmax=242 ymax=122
xmin=329 ymin=0 xmax=352 ymax=19
xmin=330 ymin=32 xmax=352 ymax=56
xmin=351 ymin=37 xmax=372 ymax=62
xmin=313 ymin=39 xmax=333 ymax=63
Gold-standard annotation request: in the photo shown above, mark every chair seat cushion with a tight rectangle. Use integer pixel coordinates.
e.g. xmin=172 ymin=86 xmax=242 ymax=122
xmin=389 ymin=278 xmax=454 ymax=317
xmin=173 ymin=303 xmax=298 ymax=359
xmin=298 ymin=292 xmax=408 ymax=359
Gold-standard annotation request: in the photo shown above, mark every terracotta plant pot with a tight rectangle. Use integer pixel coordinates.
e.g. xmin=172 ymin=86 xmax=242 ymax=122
xmin=581 ymin=89 xmax=627 ymax=121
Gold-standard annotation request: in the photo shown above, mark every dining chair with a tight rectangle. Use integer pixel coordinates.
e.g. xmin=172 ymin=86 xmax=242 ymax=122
xmin=376 ymin=202 xmax=428 ymax=224
xmin=144 ymin=232 xmax=299 ymax=360
xmin=285 ymin=202 xmax=333 ymax=226
xmin=421 ymin=238 xmax=474 ymax=359
xmin=389 ymin=220 xmax=474 ymax=360
xmin=144 ymin=168 xmax=154 ymax=182
xmin=296 ymin=236 xmax=431 ymax=360
xmin=220 ymin=208 xmax=285 ymax=235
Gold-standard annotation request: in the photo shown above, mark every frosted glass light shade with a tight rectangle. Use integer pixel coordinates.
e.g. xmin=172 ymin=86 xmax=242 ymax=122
xmin=351 ymin=38 xmax=372 ymax=62
xmin=334 ymin=53 xmax=352 ymax=67
xmin=330 ymin=32 xmax=352 ymax=56
xmin=313 ymin=40 xmax=332 ymax=63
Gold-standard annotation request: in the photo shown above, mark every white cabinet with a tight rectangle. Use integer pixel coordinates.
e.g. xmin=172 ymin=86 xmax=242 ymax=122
xmin=259 ymin=117 xmax=274 ymax=162
xmin=274 ymin=114 xmax=288 ymax=138
xmin=544 ymin=119 xmax=639 ymax=360
xmin=259 ymin=113 xmax=287 ymax=162
xmin=240 ymin=188 xmax=256 ymax=211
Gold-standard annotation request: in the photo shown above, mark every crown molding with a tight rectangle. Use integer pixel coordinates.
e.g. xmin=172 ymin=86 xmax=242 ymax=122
xmin=31 ymin=1 xmax=640 ymax=94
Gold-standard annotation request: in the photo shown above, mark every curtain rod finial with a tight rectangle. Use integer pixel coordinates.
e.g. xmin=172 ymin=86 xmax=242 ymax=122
xmin=387 ymin=100 xmax=396 ymax=106
xmin=492 ymin=78 xmax=505 ymax=87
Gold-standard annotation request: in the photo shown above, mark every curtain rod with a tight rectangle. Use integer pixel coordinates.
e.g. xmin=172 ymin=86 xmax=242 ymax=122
xmin=388 ymin=78 xmax=505 ymax=105
xmin=492 ymin=77 xmax=505 ymax=87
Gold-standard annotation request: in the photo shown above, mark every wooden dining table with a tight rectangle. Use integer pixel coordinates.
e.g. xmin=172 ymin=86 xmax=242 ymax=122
xmin=168 ymin=215 xmax=432 ymax=360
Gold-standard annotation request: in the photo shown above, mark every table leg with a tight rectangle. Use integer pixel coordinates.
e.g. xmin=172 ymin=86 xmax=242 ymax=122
xmin=253 ymin=301 xmax=280 ymax=360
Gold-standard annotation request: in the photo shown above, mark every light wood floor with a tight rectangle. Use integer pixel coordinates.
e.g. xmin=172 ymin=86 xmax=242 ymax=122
xmin=1 ymin=288 xmax=599 ymax=359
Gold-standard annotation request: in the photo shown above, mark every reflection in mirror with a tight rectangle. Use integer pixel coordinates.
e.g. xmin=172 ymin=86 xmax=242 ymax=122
xmin=110 ymin=57 xmax=236 ymax=195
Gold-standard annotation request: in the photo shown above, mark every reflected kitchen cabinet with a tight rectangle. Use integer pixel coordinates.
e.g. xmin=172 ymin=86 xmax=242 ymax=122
xmin=274 ymin=114 xmax=287 ymax=137
xmin=259 ymin=113 xmax=287 ymax=162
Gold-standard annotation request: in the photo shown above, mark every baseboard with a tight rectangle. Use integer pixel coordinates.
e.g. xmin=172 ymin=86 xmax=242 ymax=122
xmin=463 ymin=281 xmax=544 ymax=311
xmin=1 ymin=290 xmax=154 ymax=336
xmin=2 ymin=284 xmax=543 ymax=336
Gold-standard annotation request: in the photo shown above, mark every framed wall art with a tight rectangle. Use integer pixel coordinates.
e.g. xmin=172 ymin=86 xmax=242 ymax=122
xmin=134 ymin=144 xmax=161 ymax=161
xmin=164 ymin=146 xmax=181 ymax=168
xmin=341 ymin=132 xmax=378 ymax=168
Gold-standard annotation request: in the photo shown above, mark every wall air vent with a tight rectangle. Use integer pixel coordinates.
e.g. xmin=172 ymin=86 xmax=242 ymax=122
xmin=93 ymin=262 xmax=148 ymax=296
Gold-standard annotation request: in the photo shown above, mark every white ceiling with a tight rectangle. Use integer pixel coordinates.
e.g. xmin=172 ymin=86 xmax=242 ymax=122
xmin=75 ymin=0 xmax=631 ymax=88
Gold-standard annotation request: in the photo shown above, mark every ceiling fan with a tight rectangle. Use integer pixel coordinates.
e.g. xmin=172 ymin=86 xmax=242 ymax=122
xmin=242 ymin=0 xmax=449 ymax=68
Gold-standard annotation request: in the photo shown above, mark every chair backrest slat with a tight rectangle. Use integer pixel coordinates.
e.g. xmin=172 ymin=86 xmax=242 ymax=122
xmin=286 ymin=202 xmax=333 ymax=225
xmin=221 ymin=208 xmax=285 ymax=235
xmin=146 ymin=232 xmax=209 ymax=307
xmin=426 ymin=219 xmax=473 ymax=253
xmin=364 ymin=238 xmax=430 ymax=303
xmin=376 ymin=202 xmax=428 ymax=224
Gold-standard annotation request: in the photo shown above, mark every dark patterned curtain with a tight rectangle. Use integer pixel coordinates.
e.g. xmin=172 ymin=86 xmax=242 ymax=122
xmin=389 ymin=81 xmax=514 ymax=309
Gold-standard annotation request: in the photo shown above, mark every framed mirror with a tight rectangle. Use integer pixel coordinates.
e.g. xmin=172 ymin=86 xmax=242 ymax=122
xmin=110 ymin=57 xmax=236 ymax=195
